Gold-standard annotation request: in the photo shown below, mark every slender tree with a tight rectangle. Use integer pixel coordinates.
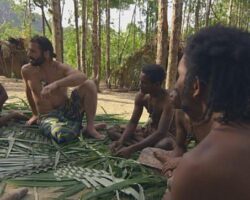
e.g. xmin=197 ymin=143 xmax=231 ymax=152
xmin=194 ymin=0 xmax=201 ymax=31
xmin=51 ymin=0 xmax=63 ymax=62
xmin=105 ymin=0 xmax=111 ymax=88
xmin=92 ymin=0 xmax=100 ymax=86
xmin=73 ymin=0 xmax=81 ymax=70
xmin=81 ymin=0 xmax=87 ymax=73
xmin=98 ymin=0 xmax=101 ymax=82
xmin=205 ymin=0 xmax=212 ymax=26
xmin=166 ymin=0 xmax=183 ymax=89
xmin=156 ymin=0 xmax=168 ymax=70
xmin=227 ymin=0 xmax=234 ymax=25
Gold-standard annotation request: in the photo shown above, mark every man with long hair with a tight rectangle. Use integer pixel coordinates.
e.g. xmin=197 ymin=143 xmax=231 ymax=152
xmin=22 ymin=36 xmax=103 ymax=143
xmin=164 ymin=26 xmax=250 ymax=199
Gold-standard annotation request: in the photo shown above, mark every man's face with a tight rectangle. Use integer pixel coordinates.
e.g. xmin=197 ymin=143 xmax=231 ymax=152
xmin=172 ymin=56 xmax=191 ymax=110
xmin=28 ymin=42 xmax=45 ymax=66
xmin=139 ymin=72 xmax=155 ymax=94
xmin=173 ymin=55 xmax=205 ymax=120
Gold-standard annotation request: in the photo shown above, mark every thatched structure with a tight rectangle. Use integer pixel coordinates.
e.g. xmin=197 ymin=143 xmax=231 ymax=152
xmin=0 ymin=38 xmax=28 ymax=78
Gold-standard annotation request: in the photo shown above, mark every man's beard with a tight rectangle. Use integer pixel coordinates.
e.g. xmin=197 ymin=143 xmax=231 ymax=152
xmin=29 ymin=56 xmax=45 ymax=66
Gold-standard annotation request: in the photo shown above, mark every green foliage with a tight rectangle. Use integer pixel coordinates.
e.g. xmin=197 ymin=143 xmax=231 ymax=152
xmin=0 ymin=0 xmax=42 ymax=39
xmin=0 ymin=99 xmax=167 ymax=200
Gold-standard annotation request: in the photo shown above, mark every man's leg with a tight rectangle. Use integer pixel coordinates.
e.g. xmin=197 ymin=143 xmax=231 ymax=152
xmin=76 ymin=80 xmax=104 ymax=139
xmin=155 ymin=137 xmax=176 ymax=150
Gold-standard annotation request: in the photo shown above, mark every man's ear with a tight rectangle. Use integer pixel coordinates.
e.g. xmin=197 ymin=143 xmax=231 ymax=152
xmin=154 ymin=81 xmax=161 ymax=87
xmin=44 ymin=50 xmax=50 ymax=59
xmin=192 ymin=77 xmax=202 ymax=98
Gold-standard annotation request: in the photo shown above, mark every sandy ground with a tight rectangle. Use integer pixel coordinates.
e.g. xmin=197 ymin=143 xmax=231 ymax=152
xmin=0 ymin=76 xmax=148 ymax=122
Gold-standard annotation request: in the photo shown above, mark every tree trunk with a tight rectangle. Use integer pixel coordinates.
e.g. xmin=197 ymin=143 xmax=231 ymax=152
xmin=81 ymin=0 xmax=87 ymax=73
xmin=41 ymin=4 xmax=45 ymax=36
xmin=73 ymin=0 xmax=81 ymax=70
xmin=117 ymin=2 xmax=121 ymax=65
xmin=194 ymin=0 xmax=201 ymax=31
xmin=145 ymin=0 xmax=150 ymax=43
xmin=51 ymin=0 xmax=63 ymax=62
xmin=105 ymin=0 xmax=111 ymax=88
xmin=98 ymin=0 xmax=102 ymax=84
xmin=185 ymin=0 xmax=192 ymax=36
xmin=227 ymin=0 xmax=233 ymax=25
xmin=156 ymin=0 xmax=168 ymax=71
xmin=166 ymin=0 xmax=183 ymax=89
xmin=205 ymin=0 xmax=212 ymax=26
xmin=92 ymin=0 xmax=100 ymax=87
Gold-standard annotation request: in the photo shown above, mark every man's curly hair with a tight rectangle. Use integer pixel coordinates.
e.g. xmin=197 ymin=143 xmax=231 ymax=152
xmin=183 ymin=25 xmax=250 ymax=122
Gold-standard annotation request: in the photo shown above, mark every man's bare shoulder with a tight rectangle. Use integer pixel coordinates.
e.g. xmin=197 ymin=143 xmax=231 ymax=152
xmin=171 ymin=124 xmax=250 ymax=200
xmin=54 ymin=61 xmax=74 ymax=70
xmin=134 ymin=92 xmax=148 ymax=105
xmin=21 ymin=63 xmax=35 ymax=78
xmin=54 ymin=61 xmax=78 ymax=75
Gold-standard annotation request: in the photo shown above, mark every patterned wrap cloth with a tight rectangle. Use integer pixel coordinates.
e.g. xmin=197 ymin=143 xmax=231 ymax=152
xmin=39 ymin=89 xmax=84 ymax=143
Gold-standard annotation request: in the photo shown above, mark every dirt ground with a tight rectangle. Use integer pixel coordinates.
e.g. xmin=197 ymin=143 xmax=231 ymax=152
xmin=0 ymin=76 xmax=148 ymax=122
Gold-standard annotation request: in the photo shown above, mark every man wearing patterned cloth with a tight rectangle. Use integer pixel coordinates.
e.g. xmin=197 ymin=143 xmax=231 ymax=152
xmin=22 ymin=36 xmax=103 ymax=143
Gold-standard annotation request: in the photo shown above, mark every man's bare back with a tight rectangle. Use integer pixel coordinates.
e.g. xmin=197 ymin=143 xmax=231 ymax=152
xmin=171 ymin=123 xmax=250 ymax=200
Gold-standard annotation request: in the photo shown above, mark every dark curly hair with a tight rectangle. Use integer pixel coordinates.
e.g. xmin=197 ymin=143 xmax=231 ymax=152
xmin=142 ymin=64 xmax=166 ymax=85
xmin=184 ymin=25 xmax=250 ymax=122
xmin=30 ymin=35 xmax=56 ymax=58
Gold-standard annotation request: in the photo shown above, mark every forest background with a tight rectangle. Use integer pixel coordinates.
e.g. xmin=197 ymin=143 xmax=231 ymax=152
xmin=0 ymin=0 xmax=249 ymax=90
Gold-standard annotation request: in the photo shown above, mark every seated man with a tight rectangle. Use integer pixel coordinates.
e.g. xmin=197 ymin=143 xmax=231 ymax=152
xmin=21 ymin=36 xmax=103 ymax=143
xmin=163 ymin=26 xmax=250 ymax=200
xmin=109 ymin=64 xmax=176 ymax=158
xmin=0 ymin=83 xmax=27 ymax=126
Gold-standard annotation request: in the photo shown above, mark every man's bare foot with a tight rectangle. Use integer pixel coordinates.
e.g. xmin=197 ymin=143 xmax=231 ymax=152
xmin=83 ymin=128 xmax=105 ymax=140
xmin=94 ymin=123 xmax=107 ymax=130
xmin=9 ymin=111 xmax=29 ymax=120
xmin=154 ymin=151 xmax=172 ymax=163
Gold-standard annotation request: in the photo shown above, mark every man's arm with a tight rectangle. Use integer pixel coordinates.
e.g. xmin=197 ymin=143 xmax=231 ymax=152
xmin=172 ymin=110 xmax=188 ymax=156
xmin=21 ymin=66 xmax=39 ymax=125
xmin=118 ymin=94 xmax=144 ymax=143
xmin=21 ymin=67 xmax=38 ymax=116
xmin=0 ymin=84 xmax=8 ymax=110
xmin=53 ymin=63 xmax=87 ymax=88
xmin=125 ymin=99 xmax=175 ymax=153
xmin=40 ymin=63 xmax=88 ymax=98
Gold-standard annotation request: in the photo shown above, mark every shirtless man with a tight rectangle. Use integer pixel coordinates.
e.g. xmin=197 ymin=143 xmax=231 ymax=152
xmin=164 ymin=26 xmax=250 ymax=200
xmin=21 ymin=36 xmax=103 ymax=143
xmin=109 ymin=64 xmax=175 ymax=158
xmin=0 ymin=84 xmax=27 ymax=126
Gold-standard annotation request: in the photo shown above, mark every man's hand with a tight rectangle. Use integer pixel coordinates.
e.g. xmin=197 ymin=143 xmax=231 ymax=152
xmin=110 ymin=140 xmax=123 ymax=153
xmin=9 ymin=111 xmax=28 ymax=120
xmin=26 ymin=115 xmax=38 ymax=125
xmin=154 ymin=151 xmax=181 ymax=178
xmin=41 ymin=82 xmax=59 ymax=98
xmin=116 ymin=146 xmax=134 ymax=158
xmin=161 ymin=157 xmax=181 ymax=177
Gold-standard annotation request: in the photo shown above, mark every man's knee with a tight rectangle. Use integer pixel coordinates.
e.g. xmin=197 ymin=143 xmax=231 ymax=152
xmin=155 ymin=137 xmax=175 ymax=150
xmin=78 ymin=80 xmax=97 ymax=95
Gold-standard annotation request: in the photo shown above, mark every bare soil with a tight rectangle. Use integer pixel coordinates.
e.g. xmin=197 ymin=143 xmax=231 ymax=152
xmin=0 ymin=76 xmax=148 ymax=122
